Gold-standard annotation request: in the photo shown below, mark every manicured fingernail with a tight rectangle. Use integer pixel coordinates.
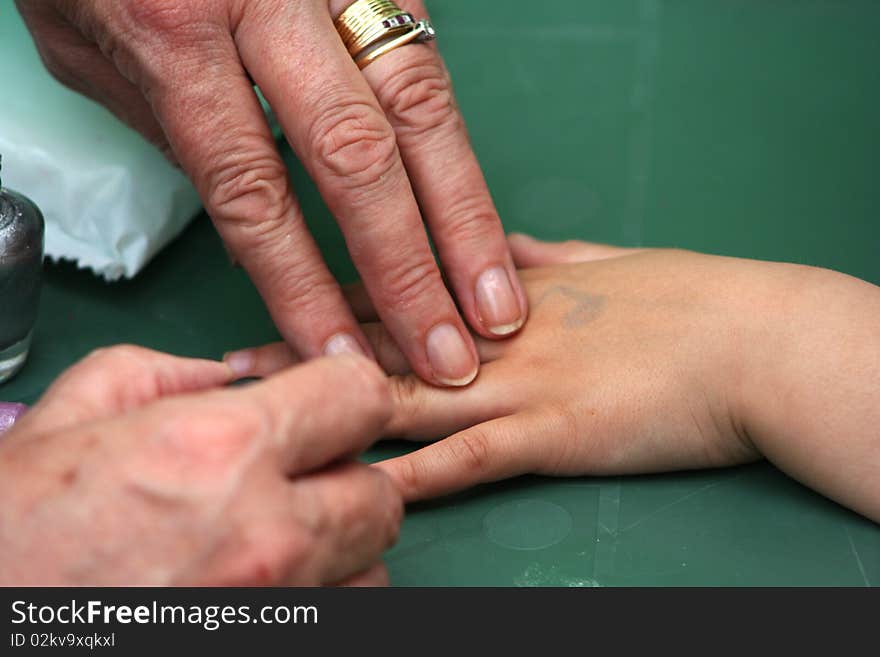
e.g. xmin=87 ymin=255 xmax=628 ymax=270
xmin=323 ymin=333 xmax=366 ymax=357
xmin=224 ymin=350 xmax=254 ymax=377
xmin=475 ymin=266 xmax=524 ymax=336
xmin=426 ymin=323 xmax=478 ymax=386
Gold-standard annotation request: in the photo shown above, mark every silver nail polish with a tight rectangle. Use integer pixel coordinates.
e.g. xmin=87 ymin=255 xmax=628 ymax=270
xmin=0 ymin=156 xmax=44 ymax=383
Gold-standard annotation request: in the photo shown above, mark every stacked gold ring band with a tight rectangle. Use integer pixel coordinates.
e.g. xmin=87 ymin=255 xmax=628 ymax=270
xmin=334 ymin=0 xmax=436 ymax=69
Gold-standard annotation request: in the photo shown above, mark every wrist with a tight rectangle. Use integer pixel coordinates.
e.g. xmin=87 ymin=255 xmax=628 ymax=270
xmin=735 ymin=263 xmax=880 ymax=519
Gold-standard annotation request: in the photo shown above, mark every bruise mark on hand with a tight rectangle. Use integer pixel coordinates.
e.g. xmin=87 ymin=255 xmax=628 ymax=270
xmin=533 ymin=286 xmax=607 ymax=328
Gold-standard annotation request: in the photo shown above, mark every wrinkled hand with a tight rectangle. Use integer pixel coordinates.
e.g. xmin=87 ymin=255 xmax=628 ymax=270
xmin=16 ymin=0 xmax=527 ymax=386
xmin=0 ymin=346 xmax=401 ymax=585
xmin=231 ymin=235 xmax=880 ymax=521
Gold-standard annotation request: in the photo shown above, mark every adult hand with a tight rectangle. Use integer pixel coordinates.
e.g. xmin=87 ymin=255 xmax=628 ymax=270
xmin=0 ymin=346 xmax=401 ymax=585
xmin=230 ymin=235 xmax=880 ymax=522
xmin=17 ymin=0 xmax=527 ymax=386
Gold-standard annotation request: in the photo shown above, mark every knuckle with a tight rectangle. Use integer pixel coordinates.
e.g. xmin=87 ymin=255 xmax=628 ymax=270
xmin=452 ymin=429 xmax=493 ymax=475
xmin=379 ymin=58 xmax=459 ymax=138
xmin=382 ymin=475 xmax=404 ymax=546
xmin=317 ymin=467 xmax=374 ymax=534
xmin=437 ymin=195 xmax=503 ymax=248
xmin=389 ymin=372 xmax=420 ymax=407
xmin=39 ymin=51 xmax=75 ymax=87
xmin=391 ymin=455 xmax=423 ymax=498
xmin=296 ymin=480 xmax=330 ymax=538
xmin=344 ymin=357 xmax=392 ymax=418
xmin=55 ymin=346 xmax=150 ymax=409
xmin=206 ymin=150 xmax=293 ymax=232
xmin=310 ymin=99 xmax=399 ymax=191
xmin=375 ymin=256 xmax=445 ymax=313
xmin=353 ymin=469 xmax=401 ymax=544
xmin=153 ymin=404 xmax=260 ymax=467
xmin=544 ymin=402 xmax=581 ymax=473
xmin=69 ymin=1 xmax=201 ymax=85
xmin=387 ymin=376 xmax=423 ymax=437
xmin=347 ymin=467 xmax=403 ymax=549
xmin=237 ymin=528 xmax=310 ymax=586
xmin=555 ymin=403 xmax=580 ymax=441
xmin=269 ymin=264 xmax=341 ymax=320
xmin=121 ymin=0 xmax=199 ymax=37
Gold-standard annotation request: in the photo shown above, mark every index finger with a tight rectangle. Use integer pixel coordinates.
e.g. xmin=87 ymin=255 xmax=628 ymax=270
xmin=240 ymin=355 xmax=392 ymax=474
xmin=128 ymin=15 xmax=375 ymax=363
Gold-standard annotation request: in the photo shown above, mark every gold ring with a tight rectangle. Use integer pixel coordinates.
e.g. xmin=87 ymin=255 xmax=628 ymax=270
xmin=334 ymin=0 xmax=436 ymax=70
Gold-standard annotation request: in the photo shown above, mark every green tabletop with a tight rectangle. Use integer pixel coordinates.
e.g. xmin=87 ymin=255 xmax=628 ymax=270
xmin=3 ymin=0 xmax=879 ymax=585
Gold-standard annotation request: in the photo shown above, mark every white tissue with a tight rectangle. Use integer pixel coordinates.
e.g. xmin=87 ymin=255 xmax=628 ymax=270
xmin=0 ymin=9 xmax=201 ymax=281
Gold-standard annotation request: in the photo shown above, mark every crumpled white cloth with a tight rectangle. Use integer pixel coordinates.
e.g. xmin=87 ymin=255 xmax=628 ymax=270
xmin=0 ymin=9 xmax=201 ymax=281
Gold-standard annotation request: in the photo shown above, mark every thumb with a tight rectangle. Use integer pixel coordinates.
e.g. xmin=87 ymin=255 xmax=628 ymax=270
xmin=20 ymin=346 xmax=233 ymax=436
xmin=507 ymin=233 xmax=643 ymax=267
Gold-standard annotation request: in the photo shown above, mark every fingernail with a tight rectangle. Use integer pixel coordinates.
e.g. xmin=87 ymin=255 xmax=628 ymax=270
xmin=224 ymin=350 xmax=254 ymax=377
xmin=475 ymin=266 xmax=524 ymax=336
xmin=323 ymin=333 xmax=366 ymax=357
xmin=426 ymin=323 xmax=478 ymax=386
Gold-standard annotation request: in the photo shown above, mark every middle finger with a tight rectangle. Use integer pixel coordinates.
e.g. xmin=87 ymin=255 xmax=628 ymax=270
xmin=235 ymin=1 xmax=479 ymax=387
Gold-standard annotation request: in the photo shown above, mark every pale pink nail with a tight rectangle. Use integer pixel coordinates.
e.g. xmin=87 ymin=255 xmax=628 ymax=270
xmin=323 ymin=333 xmax=366 ymax=357
xmin=224 ymin=350 xmax=255 ymax=377
xmin=475 ymin=266 xmax=523 ymax=336
xmin=426 ymin=323 xmax=477 ymax=387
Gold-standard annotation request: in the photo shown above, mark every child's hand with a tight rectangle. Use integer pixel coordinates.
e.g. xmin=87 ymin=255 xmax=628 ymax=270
xmin=229 ymin=235 xmax=880 ymax=521
xmin=378 ymin=238 xmax=769 ymax=496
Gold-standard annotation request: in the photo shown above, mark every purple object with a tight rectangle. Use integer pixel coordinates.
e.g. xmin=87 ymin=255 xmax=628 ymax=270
xmin=0 ymin=402 xmax=27 ymax=435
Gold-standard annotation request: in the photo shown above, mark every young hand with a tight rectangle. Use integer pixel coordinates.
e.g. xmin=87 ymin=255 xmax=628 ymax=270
xmin=229 ymin=235 xmax=880 ymax=521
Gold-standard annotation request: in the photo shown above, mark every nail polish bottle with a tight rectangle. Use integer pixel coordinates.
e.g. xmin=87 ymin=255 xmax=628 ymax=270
xmin=0 ymin=156 xmax=44 ymax=383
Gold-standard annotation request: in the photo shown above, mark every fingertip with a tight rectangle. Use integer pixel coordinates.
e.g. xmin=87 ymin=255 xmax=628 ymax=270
xmin=506 ymin=232 xmax=543 ymax=255
xmin=425 ymin=323 xmax=479 ymax=387
xmin=223 ymin=349 xmax=255 ymax=378
xmin=223 ymin=342 xmax=302 ymax=380
xmin=322 ymin=333 xmax=368 ymax=358
xmin=373 ymin=458 xmax=421 ymax=503
xmin=506 ymin=232 xmax=554 ymax=268
xmin=473 ymin=264 xmax=528 ymax=339
xmin=487 ymin=320 xmax=525 ymax=337
xmin=327 ymin=353 xmax=393 ymax=420
xmin=240 ymin=354 xmax=394 ymax=472
xmin=329 ymin=349 xmax=385 ymax=377
xmin=506 ymin=231 xmax=535 ymax=244
xmin=436 ymin=368 xmax=479 ymax=388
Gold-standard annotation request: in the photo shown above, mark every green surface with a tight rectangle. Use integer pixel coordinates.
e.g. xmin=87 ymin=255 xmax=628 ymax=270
xmin=3 ymin=0 xmax=879 ymax=585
